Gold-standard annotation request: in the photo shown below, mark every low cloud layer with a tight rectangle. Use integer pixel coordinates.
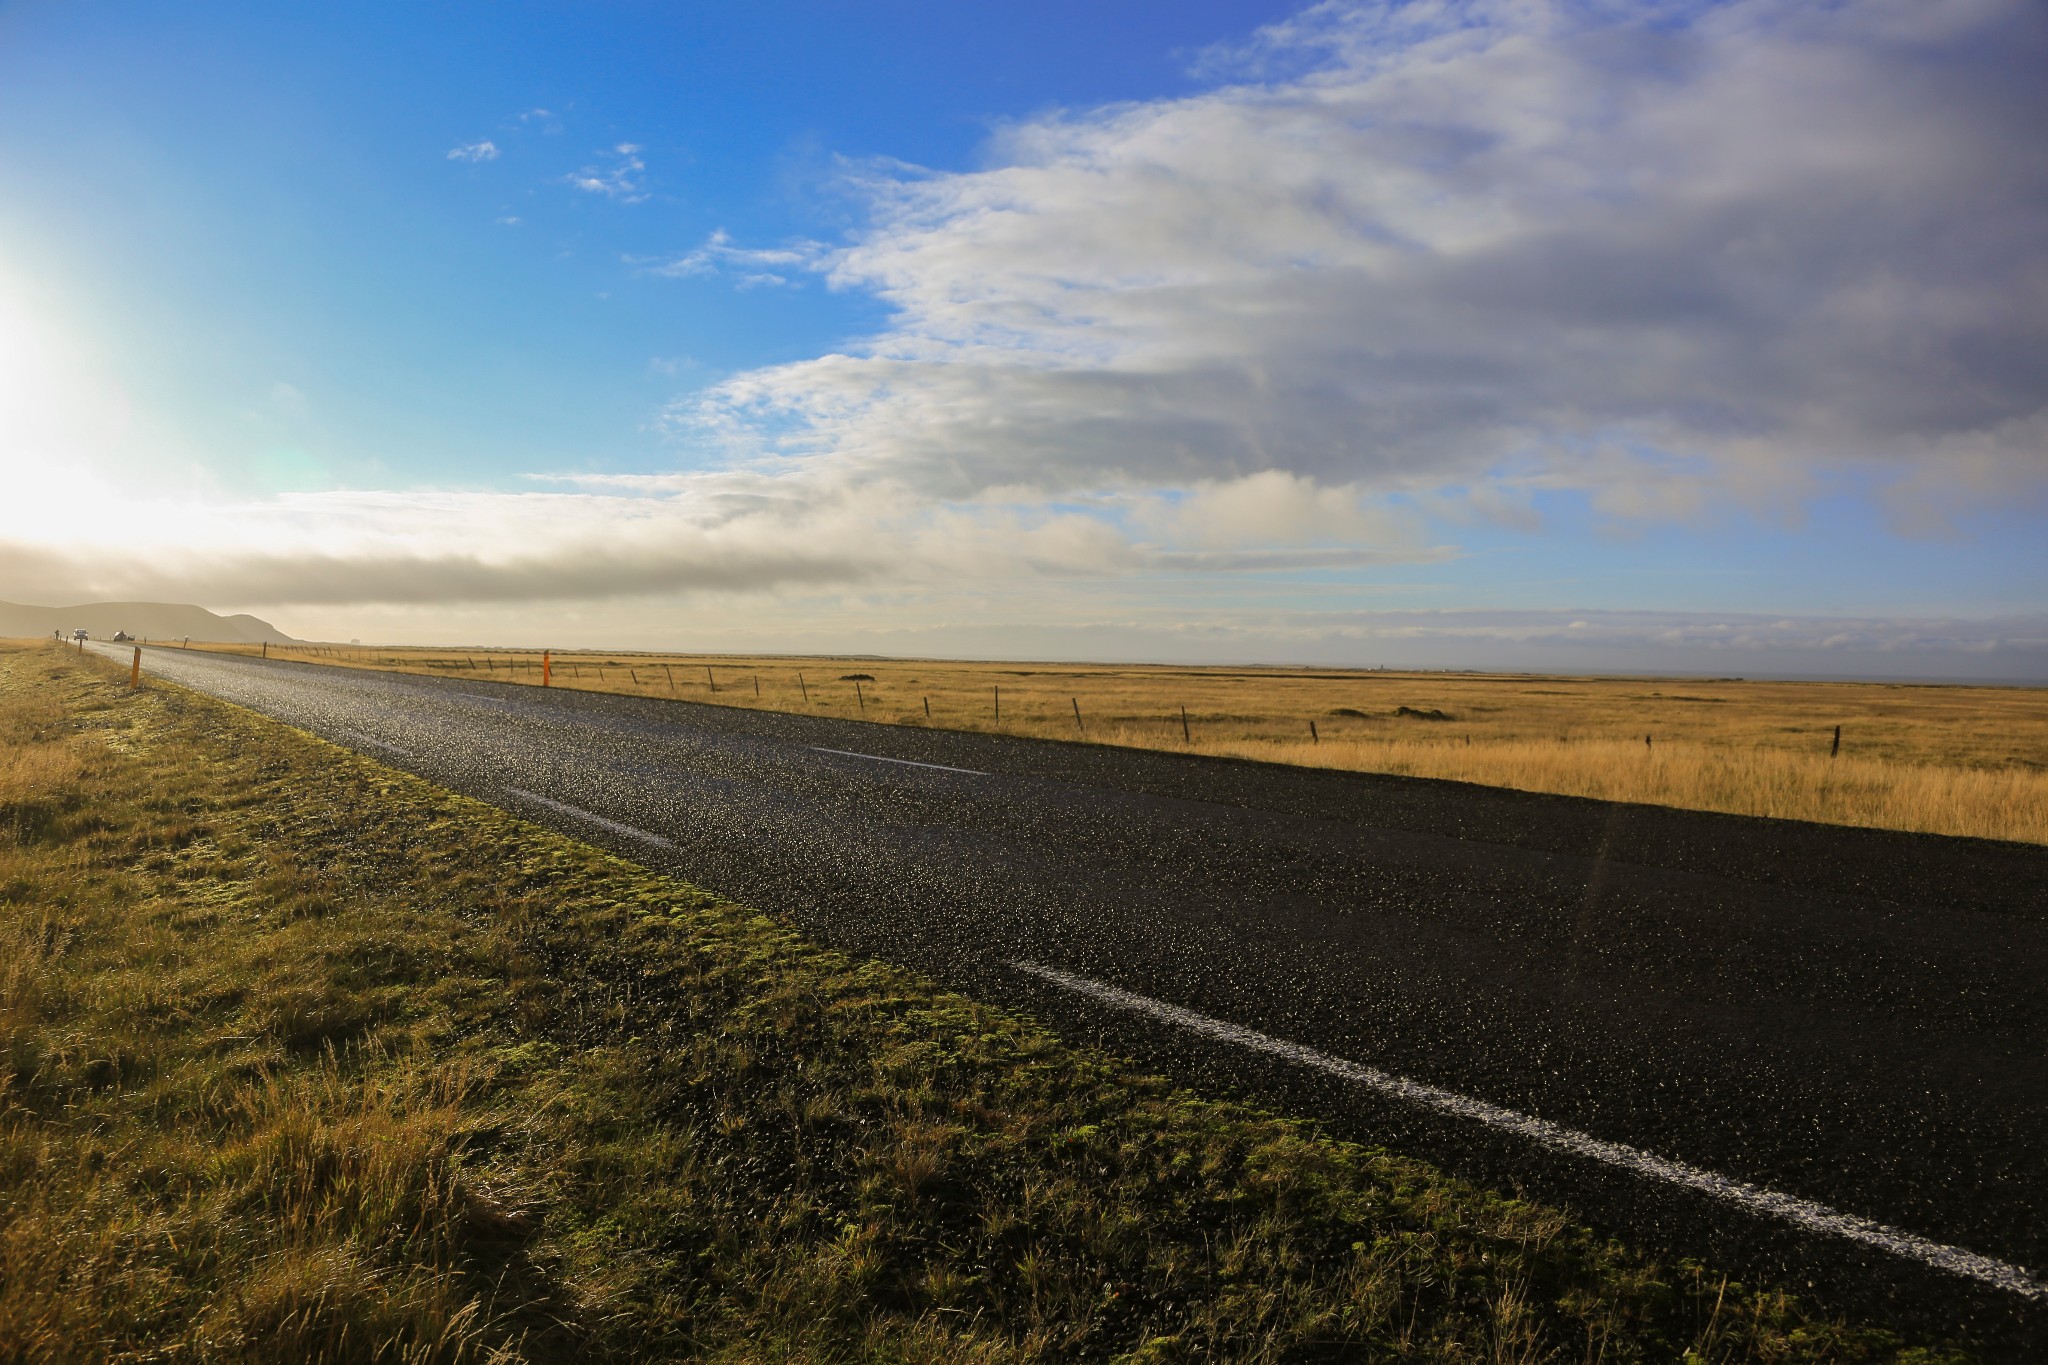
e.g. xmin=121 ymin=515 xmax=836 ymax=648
xmin=0 ymin=475 xmax=1371 ymax=607
xmin=4 ymin=0 xmax=2044 ymax=667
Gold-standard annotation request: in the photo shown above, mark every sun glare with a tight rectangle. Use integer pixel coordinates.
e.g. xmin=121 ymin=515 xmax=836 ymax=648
xmin=0 ymin=268 xmax=144 ymax=537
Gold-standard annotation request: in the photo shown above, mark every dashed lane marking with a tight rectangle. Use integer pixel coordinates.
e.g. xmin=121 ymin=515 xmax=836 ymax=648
xmin=1010 ymin=958 xmax=2048 ymax=1300
xmin=503 ymin=787 xmax=676 ymax=850
xmin=809 ymin=746 xmax=988 ymax=776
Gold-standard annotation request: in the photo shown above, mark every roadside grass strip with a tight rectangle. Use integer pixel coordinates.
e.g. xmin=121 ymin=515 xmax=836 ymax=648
xmin=0 ymin=642 xmax=1967 ymax=1362
xmin=1011 ymin=962 xmax=2047 ymax=1302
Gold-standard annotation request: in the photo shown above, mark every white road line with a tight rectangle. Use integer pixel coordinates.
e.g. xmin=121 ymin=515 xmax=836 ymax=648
xmin=809 ymin=746 xmax=987 ymax=776
xmin=502 ymin=787 xmax=675 ymax=850
xmin=339 ymin=729 xmax=413 ymax=758
xmin=1010 ymin=958 xmax=2048 ymax=1300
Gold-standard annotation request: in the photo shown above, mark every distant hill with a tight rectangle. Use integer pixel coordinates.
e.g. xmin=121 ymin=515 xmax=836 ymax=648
xmin=0 ymin=601 xmax=296 ymax=644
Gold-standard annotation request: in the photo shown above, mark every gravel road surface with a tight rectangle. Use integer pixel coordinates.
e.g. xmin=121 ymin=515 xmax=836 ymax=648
xmin=96 ymin=643 xmax=2048 ymax=1354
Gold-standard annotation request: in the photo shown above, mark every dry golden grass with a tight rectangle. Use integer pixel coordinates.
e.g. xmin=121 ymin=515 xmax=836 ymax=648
xmin=0 ymin=732 xmax=79 ymax=815
xmin=189 ymin=640 xmax=2048 ymax=844
xmin=1205 ymin=734 xmax=2048 ymax=845
xmin=0 ymin=667 xmax=75 ymax=811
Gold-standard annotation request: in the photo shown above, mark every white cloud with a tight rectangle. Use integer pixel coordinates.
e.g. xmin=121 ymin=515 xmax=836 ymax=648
xmin=568 ymin=143 xmax=648 ymax=202
xmin=643 ymin=229 xmax=825 ymax=288
xmin=446 ymin=140 xmax=499 ymax=163
xmin=1141 ymin=471 xmax=1416 ymax=550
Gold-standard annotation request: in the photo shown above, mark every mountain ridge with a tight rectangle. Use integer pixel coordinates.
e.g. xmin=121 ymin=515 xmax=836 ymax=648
xmin=0 ymin=601 xmax=296 ymax=644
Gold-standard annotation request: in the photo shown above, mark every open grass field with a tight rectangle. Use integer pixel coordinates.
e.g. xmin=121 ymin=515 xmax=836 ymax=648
xmin=171 ymin=640 xmax=2048 ymax=844
xmin=0 ymin=638 xmax=1962 ymax=1362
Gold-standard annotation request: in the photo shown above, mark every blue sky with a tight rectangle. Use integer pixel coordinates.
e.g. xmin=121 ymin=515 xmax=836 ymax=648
xmin=0 ymin=2 xmax=1283 ymax=491
xmin=1 ymin=0 xmax=2044 ymax=676
xmin=0 ymin=2 xmax=1288 ymax=489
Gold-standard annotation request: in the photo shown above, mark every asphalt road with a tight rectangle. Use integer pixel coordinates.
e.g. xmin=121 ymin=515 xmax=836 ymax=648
xmin=96 ymin=643 xmax=2048 ymax=1354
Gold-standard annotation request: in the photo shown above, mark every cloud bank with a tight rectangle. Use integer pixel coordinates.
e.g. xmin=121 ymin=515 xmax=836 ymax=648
xmin=692 ymin=0 xmax=2046 ymax=517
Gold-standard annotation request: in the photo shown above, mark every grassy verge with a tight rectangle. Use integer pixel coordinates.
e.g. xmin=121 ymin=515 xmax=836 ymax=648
xmin=171 ymin=641 xmax=2048 ymax=844
xmin=1 ymin=641 xmax=1960 ymax=1362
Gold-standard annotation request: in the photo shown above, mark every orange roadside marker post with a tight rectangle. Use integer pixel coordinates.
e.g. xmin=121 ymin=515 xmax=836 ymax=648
xmin=542 ymin=650 xmax=551 ymax=687
xmin=130 ymin=646 xmax=141 ymax=689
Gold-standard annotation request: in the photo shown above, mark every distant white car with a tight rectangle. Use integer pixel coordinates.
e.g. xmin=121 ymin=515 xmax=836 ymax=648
xmin=71 ymin=629 xmax=88 ymax=642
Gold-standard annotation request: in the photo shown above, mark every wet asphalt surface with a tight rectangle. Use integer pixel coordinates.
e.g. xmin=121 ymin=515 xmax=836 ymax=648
xmin=101 ymin=644 xmax=2048 ymax=1355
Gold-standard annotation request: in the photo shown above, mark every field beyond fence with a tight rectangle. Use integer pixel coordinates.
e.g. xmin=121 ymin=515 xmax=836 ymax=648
xmin=172 ymin=641 xmax=2048 ymax=844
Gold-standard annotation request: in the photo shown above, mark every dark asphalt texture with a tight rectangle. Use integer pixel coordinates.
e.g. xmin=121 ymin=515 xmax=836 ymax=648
xmin=100 ymin=643 xmax=2048 ymax=1356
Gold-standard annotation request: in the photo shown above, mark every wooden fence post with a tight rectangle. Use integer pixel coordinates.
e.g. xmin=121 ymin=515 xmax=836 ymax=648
xmin=706 ymin=665 xmax=717 ymax=694
xmin=1831 ymin=725 xmax=1841 ymax=758
xmin=994 ymin=685 xmax=1000 ymax=721
xmin=1309 ymin=720 xmax=1318 ymax=744
xmin=854 ymin=680 xmax=865 ymax=715
xmin=1072 ymin=697 xmax=1085 ymax=736
xmin=1181 ymin=705 xmax=1190 ymax=744
xmin=130 ymin=647 xmax=141 ymax=690
xmin=542 ymin=651 xmax=551 ymax=687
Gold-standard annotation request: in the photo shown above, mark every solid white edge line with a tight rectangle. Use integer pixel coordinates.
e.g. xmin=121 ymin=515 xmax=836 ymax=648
xmin=810 ymin=746 xmax=987 ymax=776
xmin=1009 ymin=958 xmax=2048 ymax=1301
xmin=503 ymin=787 xmax=675 ymax=850
xmin=339 ymin=729 xmax=412 ymax=758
